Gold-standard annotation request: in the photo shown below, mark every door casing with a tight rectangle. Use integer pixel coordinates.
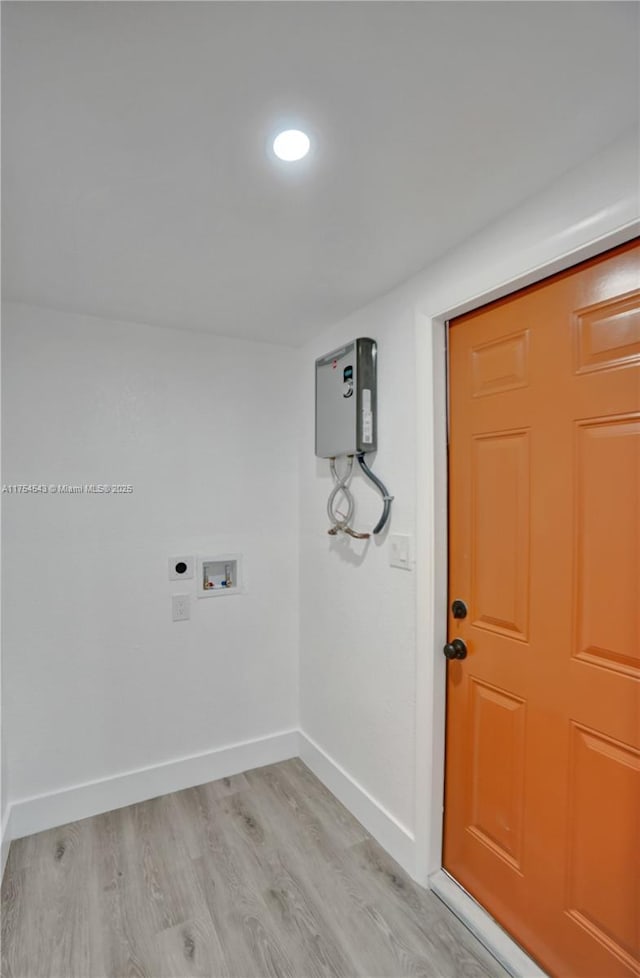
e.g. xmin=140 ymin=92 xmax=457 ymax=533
xmin=413 ymin=221 xmax=640 ymax=898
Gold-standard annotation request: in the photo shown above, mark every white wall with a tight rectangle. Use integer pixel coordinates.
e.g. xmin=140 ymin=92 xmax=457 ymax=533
xmin=1 ymin=130 xmax=637 ymax=876
xmin=1 ymin=395 xmax=7 ymax=867
xmin=299 ymin=131 xmax=639 ymax=875
xmin=2 ymin=304 xmax=299 ymax=817
xmin=299 ymin=297 xmax=418 ymax=834
xmin=1 ymin=316 xmax=11 ymax=870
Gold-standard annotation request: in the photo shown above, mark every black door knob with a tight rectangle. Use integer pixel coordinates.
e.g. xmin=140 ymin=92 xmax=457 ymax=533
xmin=451 ymin=599 xmax=468 ymax=620
xmin=443 ymin=638 xmax=468 ymax=660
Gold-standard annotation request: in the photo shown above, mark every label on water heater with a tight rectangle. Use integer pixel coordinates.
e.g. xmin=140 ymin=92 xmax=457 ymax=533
xmin=362 ymin=388 xmax=373 ymax=444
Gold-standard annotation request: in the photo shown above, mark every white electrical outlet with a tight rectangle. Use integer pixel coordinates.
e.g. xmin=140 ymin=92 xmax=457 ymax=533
xmin=169 ymin=556 xmax=194 ymax=581
xmin=390 ymin=533 xmax=413 ymax=570
xmin=172 ymin=594 xmax=190 ymax=621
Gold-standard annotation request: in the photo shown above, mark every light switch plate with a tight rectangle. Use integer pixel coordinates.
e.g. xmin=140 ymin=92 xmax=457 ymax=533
xmin=390 ymin=533 xmax=413 ymax=570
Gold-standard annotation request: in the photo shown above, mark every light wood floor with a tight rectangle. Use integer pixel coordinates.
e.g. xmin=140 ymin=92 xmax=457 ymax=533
xmin=1 ymin=759 xmax=508 ymax=978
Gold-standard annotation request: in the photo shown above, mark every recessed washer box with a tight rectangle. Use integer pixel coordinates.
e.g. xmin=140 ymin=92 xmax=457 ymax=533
xmin=196 ymin=554 xmax=244 ymax=598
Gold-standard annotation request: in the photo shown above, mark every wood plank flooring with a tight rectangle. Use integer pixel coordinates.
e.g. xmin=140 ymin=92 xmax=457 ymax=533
xmin=1 ymin=759 xmax=508 ymax=978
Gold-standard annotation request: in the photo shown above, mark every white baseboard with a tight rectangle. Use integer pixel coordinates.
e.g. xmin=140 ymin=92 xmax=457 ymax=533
xmin=9 ymin=729 xmax=299 ymax=841
xmin=298 ymin=731 xmax=416 ymax=878
xmin=429 ymin=869 xmax=549 ymax=978
xmin=7 ymin=729 xmax=416 ymax=888
xmin=1 ymin=807 xmax=12 ymax=880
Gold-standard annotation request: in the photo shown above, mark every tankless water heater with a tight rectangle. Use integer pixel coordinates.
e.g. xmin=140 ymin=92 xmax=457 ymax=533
xmin=315 ymin=337 xmax=377 ymax=458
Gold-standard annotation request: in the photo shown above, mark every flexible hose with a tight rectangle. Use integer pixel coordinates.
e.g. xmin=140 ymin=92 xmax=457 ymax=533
xmin=357 ymin=453 xmax=394 ymax=534
xmin=327 ymin=456 xmax=355 ymax=530
xmin=326 ymin=456 xmax=371 ymax=538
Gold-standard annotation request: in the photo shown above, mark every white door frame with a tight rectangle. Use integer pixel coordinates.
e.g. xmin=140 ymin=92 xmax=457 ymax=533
xmin=412 ymin=216 xmax=638 ymax=969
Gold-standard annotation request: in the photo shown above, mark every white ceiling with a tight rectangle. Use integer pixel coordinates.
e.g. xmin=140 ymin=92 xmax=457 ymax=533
xmin=2 ymin=2 xmax=638 ymax=346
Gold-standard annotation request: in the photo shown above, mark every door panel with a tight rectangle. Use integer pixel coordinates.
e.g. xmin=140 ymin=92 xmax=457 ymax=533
xmin=468 ymin=678 xmax=526 ymax=869
xmin=567 ymin=723 xmax=639 ymax=971
xmin=574 ymin=416 xmax=639 ymax=676
xmin=444 ymin=240 xmax=640 ymax=978
xmin=471 ymin=430 xmax=530 ymax=640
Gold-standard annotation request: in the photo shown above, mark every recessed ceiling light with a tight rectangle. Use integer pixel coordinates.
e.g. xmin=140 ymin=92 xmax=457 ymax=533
xmin=273 ymin=129 xmax=310 ymax=162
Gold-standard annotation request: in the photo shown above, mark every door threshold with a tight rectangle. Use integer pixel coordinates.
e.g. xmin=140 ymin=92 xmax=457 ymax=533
xmin=429 ymin=869 xmax=549 ymax=978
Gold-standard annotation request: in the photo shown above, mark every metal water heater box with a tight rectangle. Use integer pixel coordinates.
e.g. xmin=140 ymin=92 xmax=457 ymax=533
xmin=315 ymin=338 xmax=377 ymax=458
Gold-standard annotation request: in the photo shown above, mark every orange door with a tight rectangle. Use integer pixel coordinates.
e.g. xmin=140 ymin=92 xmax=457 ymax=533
xmin=444 ymin=240 xmax=640 ymax=978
